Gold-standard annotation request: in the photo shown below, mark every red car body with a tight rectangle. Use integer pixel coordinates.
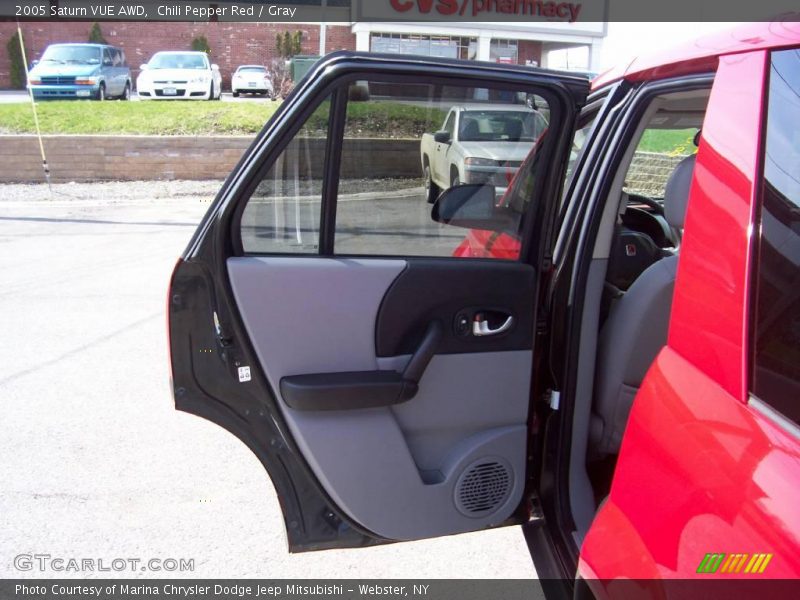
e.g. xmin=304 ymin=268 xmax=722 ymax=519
xmin=581 ymin=35 xmax=800 ymax=584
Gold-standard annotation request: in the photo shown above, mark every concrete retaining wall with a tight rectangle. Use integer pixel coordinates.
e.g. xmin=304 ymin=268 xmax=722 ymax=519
xmin=626 ymin=152 xmax=687 ymax=196
xmin=0 ymin=135 xmax=686 ymax=188
xmin=0 ymin=135 xmax=422 ymax=183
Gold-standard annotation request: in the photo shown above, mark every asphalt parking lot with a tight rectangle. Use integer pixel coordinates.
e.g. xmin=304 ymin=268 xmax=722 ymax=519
xmin=0 ymin=181 xmax=536 ymax=579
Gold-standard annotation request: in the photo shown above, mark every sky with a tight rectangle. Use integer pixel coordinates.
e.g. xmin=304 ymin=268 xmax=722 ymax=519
xmin=600 ymin=22 xmax=735 ymax=69
xmin=546 ymin=22 xmax=735 ymax=71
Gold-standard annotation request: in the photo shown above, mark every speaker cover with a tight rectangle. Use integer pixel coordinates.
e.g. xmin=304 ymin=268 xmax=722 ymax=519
xmin=454 ymin=457 xmax=513 ymax=517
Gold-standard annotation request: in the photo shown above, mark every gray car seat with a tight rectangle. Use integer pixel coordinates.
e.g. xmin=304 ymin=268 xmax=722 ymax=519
xmin=589 ymin=154 xmax=696 ymax=457
xmin=460 ymin=118 xmax=480 ymax=141
xmin=504 ymin=118 xmax=523 ymax=141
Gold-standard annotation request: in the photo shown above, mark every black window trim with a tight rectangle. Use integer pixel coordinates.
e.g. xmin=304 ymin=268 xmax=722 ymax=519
xmin=319 ymin=86 xmax=348 ymax=255
xmin=747 ymin=47 xmax=800 ymax=434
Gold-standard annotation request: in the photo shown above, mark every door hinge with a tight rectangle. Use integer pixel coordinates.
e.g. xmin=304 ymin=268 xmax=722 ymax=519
xmin=535 ymin=316 xmax=549 ymax=335
xmin=547 ymin=389 xmax=561 ymax=411
xmin=528 ymin=495 xmax=545 ymax=521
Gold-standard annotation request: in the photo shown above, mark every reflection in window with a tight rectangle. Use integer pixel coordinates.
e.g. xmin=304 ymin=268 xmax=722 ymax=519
xmin=370 ymin=33 xmax=477 ymax=60
xmin=490 ymin=39 xmax=518 ymax=64
xmin=752 ymin=49 xmax=800 ymax=425
xmin=334 ymin=81 xmax=549 ymax=259
xmin=240 ymin=98 xmax=330 ymax=254
xmin=239 ymin=80 xmax=554 ymax=262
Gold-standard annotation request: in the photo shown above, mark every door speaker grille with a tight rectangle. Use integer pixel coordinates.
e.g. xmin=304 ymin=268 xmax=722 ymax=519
xmin=454 ymin=458 xmax=512 ymax=517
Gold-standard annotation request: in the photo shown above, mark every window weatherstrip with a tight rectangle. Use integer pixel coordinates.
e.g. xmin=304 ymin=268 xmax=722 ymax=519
xmin=749 ymin=394 xmax=800 ymax=439
xmin=320 ymin=86 xmax=349 ymax=256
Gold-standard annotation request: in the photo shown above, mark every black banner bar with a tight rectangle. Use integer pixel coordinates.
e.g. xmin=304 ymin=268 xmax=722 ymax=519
xmin=1 ymin=0 xmax=799 ymax=23
xmin=2 ymin=580 xmax=545 ymax=600
xmin=4 ymin=579 xmax=800 ymax=600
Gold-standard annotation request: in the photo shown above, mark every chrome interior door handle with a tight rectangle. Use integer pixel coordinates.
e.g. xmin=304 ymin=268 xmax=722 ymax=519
xmin=472 ymin=315 xmax=514 ymax=337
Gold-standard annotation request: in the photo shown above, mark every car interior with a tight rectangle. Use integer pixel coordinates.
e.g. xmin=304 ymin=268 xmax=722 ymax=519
xmin=570 ymin=88 xmax=711 ymax=538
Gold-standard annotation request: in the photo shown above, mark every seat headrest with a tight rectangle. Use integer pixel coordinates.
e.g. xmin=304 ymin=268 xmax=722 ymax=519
xmin=664 ymin=154 xmax=696 ymax=229
xmin=504 ymin=119 xmax=523 ymax=141
xmin=460 ymin=119 xmax=480 ymax=141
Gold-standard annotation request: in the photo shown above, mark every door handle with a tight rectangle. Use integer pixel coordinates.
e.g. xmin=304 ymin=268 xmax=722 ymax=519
xmin=472 ymin=315 xmax=514 ymax=337
xmin=279 ymin=321 xmax=443 ymax=411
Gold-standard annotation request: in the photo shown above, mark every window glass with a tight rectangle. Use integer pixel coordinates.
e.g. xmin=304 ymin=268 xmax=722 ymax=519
xmin=751 ymin=48 xmax=800 ymax=425
xmin=624 ymin=126 xmax=699 ymax=199
xmin=370 ymin=33 xmax=477 ymax=60
xmin=490 ymin=39 xmax=518 ymax=64
xmin=334 ymin=80 xmax=550 ymax=258
xmin=239 ymin=81 xmax=553 ymax=260
xmin=240 ymin=98 xmax=331 ymax=254
xmin=149 ymin=53 xmax=207 ymax=69
xmin=443 ymin=112 xmax=456 ymax=137
xmin=41 ymin=45 xmax=100 ymax=65
xmin=563 ymin=109 xmax=598 ymax=191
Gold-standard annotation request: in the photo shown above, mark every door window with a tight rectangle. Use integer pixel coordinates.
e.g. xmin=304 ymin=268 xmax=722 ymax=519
xmin=751 ymin=48 xmax=800 ymax=426
xmin=240 ymin=97 xmax=331 ymax=254
xmin=238 ymin=78 xmax=554 ymax=260
xmin=335 ymin=80 xmax=549 ymax=257
xmin=443 ymin=111 xmax=456 ymax=137
xmin=623 ymin=125 xmax=699 ymax=200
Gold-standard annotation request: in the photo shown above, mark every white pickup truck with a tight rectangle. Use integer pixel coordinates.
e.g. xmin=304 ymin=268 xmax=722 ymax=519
xmin=420 ymin=104 xmax=547 ymax=203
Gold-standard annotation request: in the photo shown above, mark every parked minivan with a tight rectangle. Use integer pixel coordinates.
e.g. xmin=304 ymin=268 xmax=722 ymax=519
xmin=28 ymin=43 xmax=132 ymax=100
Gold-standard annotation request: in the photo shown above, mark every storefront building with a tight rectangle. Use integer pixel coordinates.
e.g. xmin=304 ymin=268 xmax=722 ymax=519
xmin=351 ymin=22 xmax=606 ymax=72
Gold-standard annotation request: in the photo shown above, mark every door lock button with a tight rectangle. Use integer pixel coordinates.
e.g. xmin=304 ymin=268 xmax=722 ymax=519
xmin=454 ymin=312 xmax=471 ymax=337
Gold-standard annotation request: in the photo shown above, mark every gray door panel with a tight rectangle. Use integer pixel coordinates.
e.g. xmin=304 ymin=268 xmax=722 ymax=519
xmin=379 ymin=352 xmax=532 ymax=473
xmin=228 ymin=257 xmax=532 ymax=540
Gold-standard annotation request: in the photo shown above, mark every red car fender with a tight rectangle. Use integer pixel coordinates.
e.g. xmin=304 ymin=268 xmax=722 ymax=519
xmin=582 ymin=48 xmax=800 ymax=581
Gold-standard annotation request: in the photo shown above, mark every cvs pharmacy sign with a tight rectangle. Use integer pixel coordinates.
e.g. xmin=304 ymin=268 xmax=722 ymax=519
xmin=388 ymin=0 xmax=584 ymax=23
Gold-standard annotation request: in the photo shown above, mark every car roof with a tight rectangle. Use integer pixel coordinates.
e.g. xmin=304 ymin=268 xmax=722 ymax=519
xmin=48 ymin=43 xmax=112 ymax=48
xmin=457 ymin=104 xmax=533 ymax=113
xmin=593 ymin=20 xmax=800 ymax=89
xmin=153 ymin=50 xmax=208 ymax=55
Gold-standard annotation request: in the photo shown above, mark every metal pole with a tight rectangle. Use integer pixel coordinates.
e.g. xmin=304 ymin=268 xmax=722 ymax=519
xmin=319 ymin=0 xmax=327 ymax=56
xmin=16 ymin=19 xmax=52 ymax=194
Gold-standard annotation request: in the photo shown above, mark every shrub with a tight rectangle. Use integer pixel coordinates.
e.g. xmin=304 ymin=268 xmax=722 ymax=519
xmin=88 ymin=22 xmax=107 ymax=44
xmin=276 ymin=31 xmax=303 ymax=58
xmin=191 ymin=35 xmax=211 ymax=55
xmin=268 ymin=58 xmax=293 ymax=99
xmin=6 ymin=31 xmax=26 ymax=90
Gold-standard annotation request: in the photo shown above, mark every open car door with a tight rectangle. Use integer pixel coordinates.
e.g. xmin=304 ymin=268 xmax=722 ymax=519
xmin=168 ymin=52 xmax=588 ymax=552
